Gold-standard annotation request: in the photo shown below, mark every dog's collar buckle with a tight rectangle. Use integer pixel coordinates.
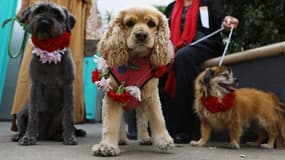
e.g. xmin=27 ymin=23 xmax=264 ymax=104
xmin=32 ymin=47 xmax=66 ymax=64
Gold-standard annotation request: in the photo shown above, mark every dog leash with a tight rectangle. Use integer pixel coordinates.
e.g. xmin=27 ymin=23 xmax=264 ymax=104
xmin=189 ymin=27 xmax=225 ymax=47
xmin=219 ymin=26 xmax=234 ymax=66
xmin=188 ymin=26 xmax=234 ymax=66
xmin=1 ymin=17 xmax=29 ymax=59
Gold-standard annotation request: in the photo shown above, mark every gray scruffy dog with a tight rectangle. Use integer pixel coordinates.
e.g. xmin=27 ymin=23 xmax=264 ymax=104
xmin=12 ymin=2 xmax=82 ymax=145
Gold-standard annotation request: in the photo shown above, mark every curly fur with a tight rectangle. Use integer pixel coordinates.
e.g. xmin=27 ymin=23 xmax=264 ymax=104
xmin=93 ymin=6 xmax=174 ymax=156
xmin=12 ymin=2 xmax=80 ymax=146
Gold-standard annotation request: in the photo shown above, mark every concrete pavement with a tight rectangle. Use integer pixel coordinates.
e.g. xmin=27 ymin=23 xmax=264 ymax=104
xmin=0 ymin=122 xmax=284 ymax=160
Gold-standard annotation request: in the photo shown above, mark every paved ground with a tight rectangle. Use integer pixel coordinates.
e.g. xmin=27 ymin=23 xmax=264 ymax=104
xmin=0 ymin=122 xmax=284 ymax=160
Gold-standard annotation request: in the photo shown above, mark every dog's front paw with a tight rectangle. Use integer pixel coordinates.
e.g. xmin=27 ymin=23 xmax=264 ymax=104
xmin=18 ymin=135 xmax=37 ymax=145
xmin=155 ymin=135 xmax=175 ymax=150
xmin=63 ymin=135 xmax=77 ymax=145
xmin=260 ymin=143 xmax=274 ymax=149
xmin=118 ymin=140 xmax=127 ymax=145
xmin=92 ymin=143 xmax=120 ymax=157
xmin=228 ymin=142 xmax=240 ymax=149
xmin=190 ymin=140 xmax=205 ymax=147
xmin=11 ymin=134 xmax=23 ymax=142
xmin=139 ymin=137 xmax=152 ymax=145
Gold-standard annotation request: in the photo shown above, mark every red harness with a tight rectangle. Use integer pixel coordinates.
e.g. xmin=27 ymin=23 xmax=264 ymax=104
xmin=110 ymin=58 xmax=153 ymax=110
xmin=201 ymin=93 xmax=235 ymax=113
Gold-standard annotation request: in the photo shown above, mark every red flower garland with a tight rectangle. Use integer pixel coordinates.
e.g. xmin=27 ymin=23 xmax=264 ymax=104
xmin=107 ymin=89 xmax=132 ymax=103
xmin=92 ymin=70 xmax=102 ymax=83
xmin=201 ymin=93 xmax=235 ymax=113
xmin=107 ymin=82 xmax=132 ymax=103
xmin=153 ymin=65 xmax=167 ymax=78
xmin=31 ymin=31 xmax=71 ymax=52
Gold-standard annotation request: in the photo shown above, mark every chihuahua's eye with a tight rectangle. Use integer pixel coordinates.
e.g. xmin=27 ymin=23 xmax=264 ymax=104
xmin=126 ymin=21 xmax=135 ymax=27
xmin=147 ymin=20 xmax=156 ymax=28
xmin=222 ymin=73 xmax=228 ymax=77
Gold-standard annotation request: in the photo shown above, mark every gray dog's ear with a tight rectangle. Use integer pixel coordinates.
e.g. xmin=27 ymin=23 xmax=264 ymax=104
xmin=18 ymin=6 xmax=32 ymax=24
xmin=64 ymin=9 xmax=76 ymax=33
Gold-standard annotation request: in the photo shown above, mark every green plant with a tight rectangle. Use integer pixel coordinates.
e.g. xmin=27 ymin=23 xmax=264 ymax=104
xmin=154 ymin=5 xmax=166 ymax=13
xmin=224 ymin=1 xmax=285 ymax=52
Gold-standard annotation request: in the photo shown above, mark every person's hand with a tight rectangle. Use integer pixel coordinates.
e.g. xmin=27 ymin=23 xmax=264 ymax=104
xmin=16 ymin=0 xmax=29 ymax=18
xmin=16 ymin=8 xmax=24 ymax=18
xmin=222 ymin=16 xmax=239 ymax=32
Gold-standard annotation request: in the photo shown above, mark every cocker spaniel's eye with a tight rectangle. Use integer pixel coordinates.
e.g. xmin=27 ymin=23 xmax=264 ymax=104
xmin=147 ymin=20 xmax=156 ymax=28
xmin=126 ymin=21 xmax=135 ymax=27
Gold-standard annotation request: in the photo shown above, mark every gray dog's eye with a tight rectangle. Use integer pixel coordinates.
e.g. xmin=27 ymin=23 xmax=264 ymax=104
xmin=147 ymin=20 xmax=156 ymax=28
xmin=126 ymin=21 xmax=135 ymax=27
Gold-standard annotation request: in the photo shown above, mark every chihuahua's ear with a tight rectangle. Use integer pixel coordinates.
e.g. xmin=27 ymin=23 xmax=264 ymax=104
xmin=203 ymin=69 xmax=214 ymax=86
xmin=18 ymin=6 xmax=32 ymax=24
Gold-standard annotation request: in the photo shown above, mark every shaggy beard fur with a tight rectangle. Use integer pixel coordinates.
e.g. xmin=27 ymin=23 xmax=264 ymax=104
xmin=191 ymin=66 xmax=285 ymax=149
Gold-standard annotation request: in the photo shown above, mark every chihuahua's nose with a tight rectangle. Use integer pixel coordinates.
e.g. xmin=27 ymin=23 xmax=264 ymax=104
xmin=135 ymin=31 xmax=148 ymax=42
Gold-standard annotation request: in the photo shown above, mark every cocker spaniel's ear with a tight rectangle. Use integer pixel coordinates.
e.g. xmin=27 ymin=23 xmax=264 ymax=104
xmin=97 ymin=11 xmax=128 ymax=68
xmin=150 ymin=11 xmax=173 ymax=67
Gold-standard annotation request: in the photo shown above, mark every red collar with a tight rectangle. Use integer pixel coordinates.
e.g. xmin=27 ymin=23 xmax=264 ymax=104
xmin=201 ymin=93 xmax=235 ymax=113
xmin=31 ymin=31 xmax=71 ymax=52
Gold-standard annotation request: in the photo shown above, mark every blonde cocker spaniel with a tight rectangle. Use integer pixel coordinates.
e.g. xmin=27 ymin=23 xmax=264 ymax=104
xmin=92 ymin=6 xmax=174 ymax=156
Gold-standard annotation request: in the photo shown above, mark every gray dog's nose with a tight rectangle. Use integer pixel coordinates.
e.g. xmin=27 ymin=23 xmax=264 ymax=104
xmin=135 ymin=31 xmax=148 ymax=42
xmin=40 ymin=19 xmax=52 ymax=25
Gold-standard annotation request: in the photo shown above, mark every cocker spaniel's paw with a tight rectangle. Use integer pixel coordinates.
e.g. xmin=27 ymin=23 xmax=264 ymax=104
xmin=92 ymin=143 xmax=120 ymax=157
xmin=138 ymin=137 xmax=152 ymax=145
xmin=190 ymin=140 xmax=206 ymax=147
xmin=155 ymin=135 xmax=175 ymax=150
xmin=18 ymin=135 xmax=37 ymax=145
xmin=63 ymin=135 xmax=77 ymax=145
xmin=118 ymin=139 xmax=127 ymax=145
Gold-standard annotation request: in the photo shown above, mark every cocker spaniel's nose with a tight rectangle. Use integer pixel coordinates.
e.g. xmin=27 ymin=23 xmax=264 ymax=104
xmin=135 ymin=31 xmax=148 ymax=42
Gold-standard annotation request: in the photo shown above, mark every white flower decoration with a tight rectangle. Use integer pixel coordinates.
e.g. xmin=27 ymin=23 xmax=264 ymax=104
xmin=125 ymin=86 xmax=141 ymax=102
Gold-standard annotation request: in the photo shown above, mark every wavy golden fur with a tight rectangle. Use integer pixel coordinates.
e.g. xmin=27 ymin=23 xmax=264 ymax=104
xmin=93 ymin=6 xmax=174 ymax=156
xmin=191 ymin=66 xmax=285 ymax=149
xmin=98 ymin=6 xmax=172 ymax=68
